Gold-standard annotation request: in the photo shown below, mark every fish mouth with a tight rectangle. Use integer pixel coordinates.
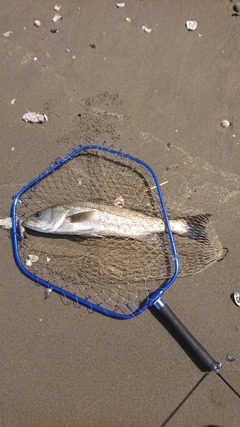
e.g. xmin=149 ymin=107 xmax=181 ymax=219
xmin=22 ymin=219 xmax=35 ymax=228
xmin=22 ymin=219 xmax=49 ymax=232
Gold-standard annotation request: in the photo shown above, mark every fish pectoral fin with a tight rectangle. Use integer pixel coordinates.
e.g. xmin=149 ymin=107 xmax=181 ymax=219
xmin=67 ymin=211 xmax=96 ymax=223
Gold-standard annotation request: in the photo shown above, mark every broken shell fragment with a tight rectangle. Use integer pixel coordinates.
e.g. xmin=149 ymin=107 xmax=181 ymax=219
xmin=34 ymin=20 xmax=41 ymax=27
xmin=114 ymin=195 xmax=125 ymax=208
xmin=28 ymin=255 xmax=39 ymax=262
xmin=22 ymin=111 xmax=48 ymax=123
xmin=0 ymin=217 xmax=12 ymax=230
xmin=221 ymin=119 xmax=231 ymax=128
xmin=50 ymin=28 xmax=59 ymax=34
xmin=116 ymin=3 xmax=125 ymax=7
xmin=142 ymin=25 xmax=152 ymax=33
xmin=125 ymin=17 xmax=132 ymax=23
xmin=225 ymin=354 xmax=237 ymax=362
xmin=185 ymin=20 xmax=198 ymax=31
xmin=54 ymin=4 xmax=62 ymax=11
xmin=45 ymin=288 xmax=53 ymax=299
xmin=26 ymin=254 xmax=39 ymax=267
xmin=233 ymin=292 xmax=240 ymax=307
xmin=52 ymin=13 xmax=62 ymax=22
xmin=3 ymin=31 xmax=13 ymax=37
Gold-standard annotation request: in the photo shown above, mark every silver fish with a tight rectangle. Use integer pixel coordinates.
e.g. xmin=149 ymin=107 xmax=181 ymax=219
xmin=22 ymin=201 xmax=209 ymax=240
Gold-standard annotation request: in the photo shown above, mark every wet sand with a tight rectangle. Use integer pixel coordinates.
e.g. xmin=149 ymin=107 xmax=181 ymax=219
xmin=1 ymin=1 xmax=240 ymax=426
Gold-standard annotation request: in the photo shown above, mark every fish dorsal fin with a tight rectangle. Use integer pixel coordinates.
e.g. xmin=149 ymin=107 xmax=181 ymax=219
xmin=67 ymin=211 xmax=96 ymax=223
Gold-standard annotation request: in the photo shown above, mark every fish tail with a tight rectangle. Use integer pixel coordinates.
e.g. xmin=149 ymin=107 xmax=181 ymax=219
xmin=179 ymin=214 xmax=212 ymax=241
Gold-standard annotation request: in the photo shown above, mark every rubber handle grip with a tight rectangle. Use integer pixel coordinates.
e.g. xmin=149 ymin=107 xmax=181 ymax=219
xmin=153 ymin=301 xmax=221 ymax=372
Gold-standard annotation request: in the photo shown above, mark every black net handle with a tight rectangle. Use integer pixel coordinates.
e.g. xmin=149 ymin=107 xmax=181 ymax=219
xmin=153 ymin=299 xmax=221 ymax=372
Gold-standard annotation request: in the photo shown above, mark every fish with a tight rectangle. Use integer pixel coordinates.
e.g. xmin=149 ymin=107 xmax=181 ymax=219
xmin=22 ymin=201 xmax=211 ymax=240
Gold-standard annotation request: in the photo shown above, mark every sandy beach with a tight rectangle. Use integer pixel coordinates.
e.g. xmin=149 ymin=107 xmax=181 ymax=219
xmin=0 ymin=1 xmax=240 ymax=426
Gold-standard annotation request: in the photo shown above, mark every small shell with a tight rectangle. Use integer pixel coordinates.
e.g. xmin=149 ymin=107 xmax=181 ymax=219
xmin=45 ymin=288 xmax=53 ymax=299
xmin=0 ymin=217 xmax=12 ymax=230
xmin=233 ymin=3 xmax=240 ymax=13
xmin=50 ymin=28 xmax=59 ymax=34
xmin=185 ymin=20 xmax=198 ymax=31
xmin=26 ymin=254 xmax=39 ymax=267
xmin=107 ymin=265 xmax=123 ymax=277
xmin=28 ymin=255 xmax=39 ymax=262
xmin=3 ymin=31 xmax=13 ymax=37
xmin=52 ymin=13 xmax=62 ymax=23
xmin=116 ymin=3 xmax=125 ymax=7
xmin=233 ymin=292 xmax=240 ymax=307
xmin=34 ymin=20 xmax=41 ymax=27
xmin=221 ymin=119 xmax=231 ymax=128
xmin=114 ymin=195 xmax=124 ymax=207
xmin=54 ymin=4 xmax=62 ymax=11
xmin=225 ymin=354 xmax=237 ymax=362
xmin=22 ymin=111 xmax=48 ymax=123
xmin=125 ymin=17 xmax=131 ymax=23
xmin=142 ymin=25 xmax=152 ymax=33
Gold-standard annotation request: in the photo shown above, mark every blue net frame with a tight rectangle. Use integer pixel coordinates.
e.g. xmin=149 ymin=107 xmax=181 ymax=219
xmin=11 ymin=145 xmax=179 ymax=319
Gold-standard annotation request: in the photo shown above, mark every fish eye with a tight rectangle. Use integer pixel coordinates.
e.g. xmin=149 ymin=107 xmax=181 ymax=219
xmin=35 ymin=211 xmax=41 ymax=218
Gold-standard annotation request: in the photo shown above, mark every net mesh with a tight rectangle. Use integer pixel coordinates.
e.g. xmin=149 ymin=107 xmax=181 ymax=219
xmin=15 ymin=145 xmax=223 ymax=315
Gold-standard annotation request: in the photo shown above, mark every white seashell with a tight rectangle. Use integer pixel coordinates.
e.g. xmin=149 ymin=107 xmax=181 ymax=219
xmin=125 ymin=17 xmax=131 ymax=22
xmin=34 ymin=20 xmax=41 ymax=27
xmin=22 ymin=111 xmax=48 ymax=123
xmin=52 ymin=13 xmax=62 ymax=22
xmin=142 ymin=26 xmax=152 ymax=33
xmin=116 ymin=3 xmax=125 ymax=8
xmin=233 ymin=292 xmax=240 ymax=307
xmin=54 ymin=4 xmax=62 ymax=11
xmin=221 ymin=119 xmax=231 ymax=128
xmin=26 ymin=255 xmax=39 ymax=267
xmin=45 ymin=288 xmax=53 ymax=299
xmin=46 ymin=257 xmax=51 ymax=262
xmin=225 ymin=354 xmax=237 ymax=362
xmin=107 ymin=265 xmax=122 ymax=277
xmin=10 ymin=99 xmax=16 ymax=105
xmin=0 ymin=217 xmax=12 ymax=229
xmin=3 ymin=31 xmax=13 ymax=37
xmin=185 ymin=20 xmax=198 ymax=31
xmin=114 ymin=195 xmax=124 ymax=208
xmin=28 ymin=255 xmax=39 ymax=263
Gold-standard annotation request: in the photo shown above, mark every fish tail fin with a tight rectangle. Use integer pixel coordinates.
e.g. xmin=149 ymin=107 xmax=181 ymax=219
xmin=179 ymin=213 xmax=212 ymax=241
